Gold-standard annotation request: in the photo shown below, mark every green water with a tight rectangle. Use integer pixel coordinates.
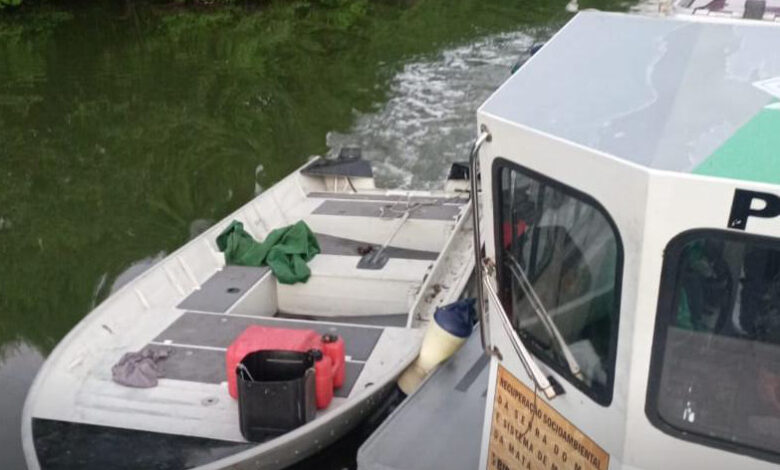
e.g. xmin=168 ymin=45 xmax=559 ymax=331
xmin=0 ymin=0 xmax=632 ymax=467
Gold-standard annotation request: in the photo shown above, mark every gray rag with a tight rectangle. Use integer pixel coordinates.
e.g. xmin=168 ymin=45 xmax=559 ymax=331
xmin=111 ymin=348 xmax=171 ymax=388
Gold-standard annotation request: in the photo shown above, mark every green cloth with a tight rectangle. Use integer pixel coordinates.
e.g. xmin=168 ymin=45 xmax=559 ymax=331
xmin=216 ymin=220 xmax=320 ymax=284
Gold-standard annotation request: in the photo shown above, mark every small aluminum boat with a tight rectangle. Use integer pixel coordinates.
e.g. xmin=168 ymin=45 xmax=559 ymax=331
xmin=22 ymin=154 xmax=475 ymax=470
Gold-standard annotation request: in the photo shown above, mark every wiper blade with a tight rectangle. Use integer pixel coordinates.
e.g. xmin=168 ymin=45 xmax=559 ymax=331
xmin=505 ymin=251 xmax=584 ymax=381
xmin=482 ymin=269 xmax=560 ymax=399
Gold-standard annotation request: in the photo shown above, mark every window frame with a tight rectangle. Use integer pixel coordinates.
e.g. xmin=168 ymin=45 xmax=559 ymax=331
xmin=646 ymin=228 xmax=780 ymax=464
xmin=491 ymin=157 xmax=624 ymax=406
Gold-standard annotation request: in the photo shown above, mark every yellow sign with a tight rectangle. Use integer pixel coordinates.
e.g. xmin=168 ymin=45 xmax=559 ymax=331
xmin=487 ymin=365 xmax=609 ymax=470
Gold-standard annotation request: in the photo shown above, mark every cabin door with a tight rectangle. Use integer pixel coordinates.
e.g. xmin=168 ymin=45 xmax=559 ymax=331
xmin=479 ymin=158 xmax=627 ymax=470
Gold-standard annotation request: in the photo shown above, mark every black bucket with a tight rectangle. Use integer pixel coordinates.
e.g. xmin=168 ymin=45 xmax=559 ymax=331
xmin=236 ymin=350 xmax=317 ymax=442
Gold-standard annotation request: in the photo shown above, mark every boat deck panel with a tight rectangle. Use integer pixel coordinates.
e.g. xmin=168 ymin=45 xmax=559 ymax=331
xmin=312 ymin=200 xmax=461 ymax=221
xmin=154 ymin=312 xmax=384 ymax=362
xmin=315 ymin=233 xmax=438 ymax=261
xmin=144 ymin=344 xmax=364 ymax=398
xmin=307 ymin=192 xmax=468 ymax=205
xmin=275 ymin=312 xmax=409 ymax=328
xmin=297 ymin=254 xmax=431 ymax=283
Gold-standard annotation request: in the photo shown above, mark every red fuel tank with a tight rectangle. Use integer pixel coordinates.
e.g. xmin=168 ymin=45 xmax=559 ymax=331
xmin=226 ymin=325 xmax=345 ymax=409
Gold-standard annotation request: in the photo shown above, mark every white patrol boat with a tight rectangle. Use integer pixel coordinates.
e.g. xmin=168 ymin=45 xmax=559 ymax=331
xmin=21 ymin=153 xmax=476 ymax=470
xmin=469 ymin=10 xmax=780 ymax=470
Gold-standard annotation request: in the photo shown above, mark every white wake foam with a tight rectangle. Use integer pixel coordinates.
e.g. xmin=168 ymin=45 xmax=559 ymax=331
xmin=327 ymin=31 xmax=537 ymax=189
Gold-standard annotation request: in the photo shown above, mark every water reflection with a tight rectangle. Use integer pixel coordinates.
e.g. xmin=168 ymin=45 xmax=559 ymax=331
xmin=0 ymin=0 xmax=638 ymax=467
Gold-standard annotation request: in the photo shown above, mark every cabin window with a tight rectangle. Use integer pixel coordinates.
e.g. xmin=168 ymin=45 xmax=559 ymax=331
xmin=648 ymin=231 xmax=780 ymax=462
xmin=493 ymin=160 xmax=622 ymax=406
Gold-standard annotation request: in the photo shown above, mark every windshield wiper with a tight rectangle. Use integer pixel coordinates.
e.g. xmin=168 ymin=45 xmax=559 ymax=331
xmin=468 ymin=127 xmax=562 ymax=400
xmin=505 ymin=251 xmax=585 ymax=381
xmin=481 ymin=268 xmax=562 ymax=399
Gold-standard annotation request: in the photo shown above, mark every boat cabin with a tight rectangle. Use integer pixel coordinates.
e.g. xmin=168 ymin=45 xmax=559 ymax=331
xmin=474 ymin=11 xmax=780 ymax=470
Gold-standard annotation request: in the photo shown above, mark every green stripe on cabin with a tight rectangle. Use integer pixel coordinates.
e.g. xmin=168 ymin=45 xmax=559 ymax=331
xmin=694 ymin=104 xmax=780 ymax=185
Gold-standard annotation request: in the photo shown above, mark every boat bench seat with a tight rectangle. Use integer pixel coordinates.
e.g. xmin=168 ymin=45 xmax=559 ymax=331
xmin=289 ymin=195 xmax=456 ymax=317
xmin=277 ymin=254 xmax=432 ymax=317
xmin=185 ymin=228 xmax=438 ymax=320
xmin=177 ymin=265 xmax=273 ymax=314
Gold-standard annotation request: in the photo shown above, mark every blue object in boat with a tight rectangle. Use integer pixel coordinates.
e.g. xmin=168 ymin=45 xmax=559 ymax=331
xmin=433 ymin=298 xmax=476 ymax=339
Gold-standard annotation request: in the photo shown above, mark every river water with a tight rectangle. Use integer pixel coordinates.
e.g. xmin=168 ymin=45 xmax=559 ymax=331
xmin=0 ymin=1 xmax=639 ymax=467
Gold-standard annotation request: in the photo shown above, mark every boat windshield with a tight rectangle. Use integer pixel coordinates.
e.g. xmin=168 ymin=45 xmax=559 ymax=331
xmin=494 ymin=160 xmax=622 ymax=405
xmin=649 ymin=231 xmax=780 ymax=461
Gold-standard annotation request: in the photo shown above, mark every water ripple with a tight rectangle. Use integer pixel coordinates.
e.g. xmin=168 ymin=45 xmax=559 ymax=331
xmin=327 ymin=31 xmax=537 ymax=189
